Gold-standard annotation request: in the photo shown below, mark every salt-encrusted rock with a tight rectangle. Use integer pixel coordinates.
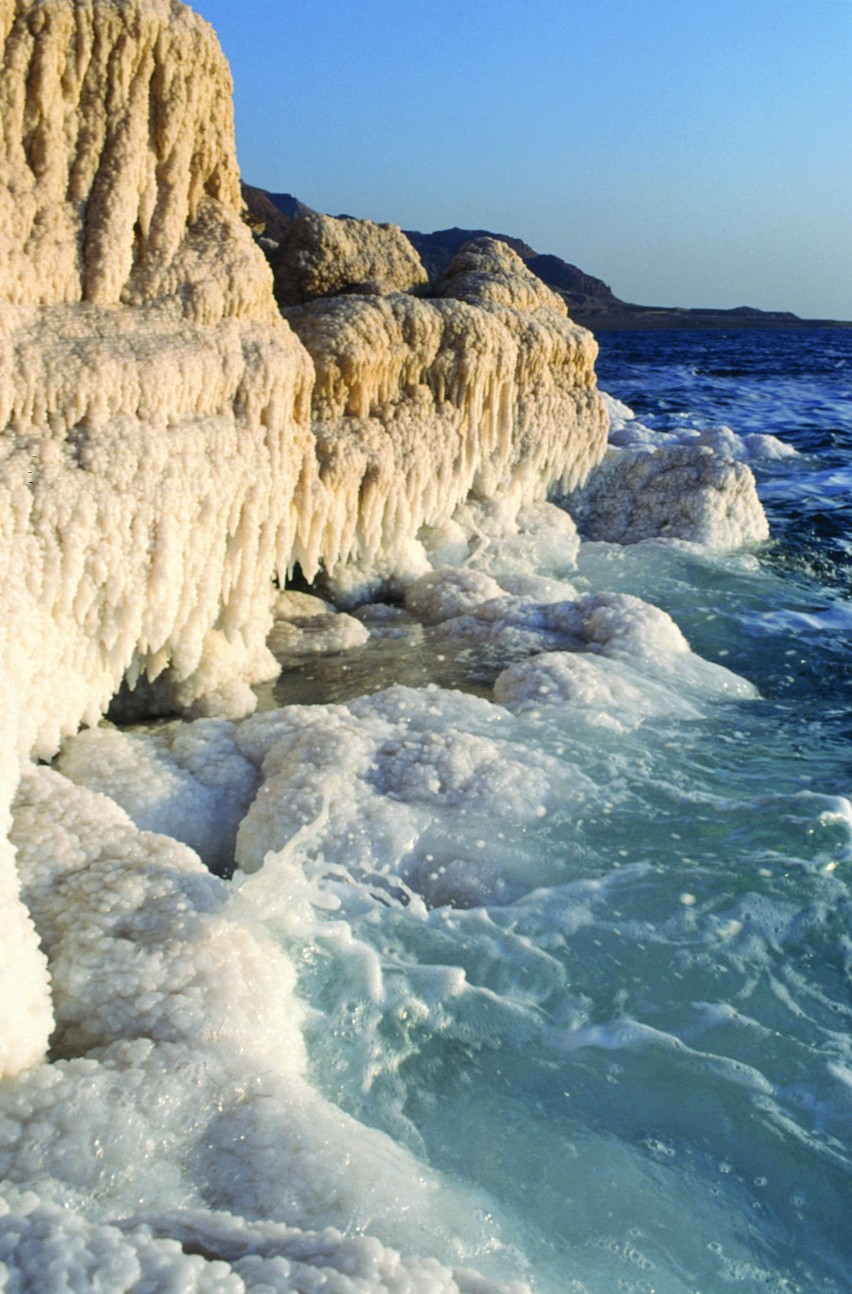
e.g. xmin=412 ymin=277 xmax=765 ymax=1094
xmin=0 ymin=0 xmax=611 ymax=1079
xmin=0 ymin=0 xmax=276 ymax=324
xmin=564 ymin=444 xmax=770 ymax=548
xmin=271 ymin=211 xmax=428 ymax=305
xmin=0 ymin=0 xmax=315 ymax=1076
xmin=267 ymin=610 xmax=370 ymax=658
xmin=436 ymin=236 xmax=568 ymax=313
xmin=286 ymin=239 xmax=608 ymax=595
xmin=272 ymin=589 xmax=334 ymax=619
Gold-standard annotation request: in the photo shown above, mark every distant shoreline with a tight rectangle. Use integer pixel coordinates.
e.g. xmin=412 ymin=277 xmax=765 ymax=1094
xmin=571 ymin=306 xmax=852 ymax=333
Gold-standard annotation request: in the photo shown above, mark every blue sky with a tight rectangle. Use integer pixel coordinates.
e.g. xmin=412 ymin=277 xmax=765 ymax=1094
xmin=194 ymin=0 xmax=851 ymax=319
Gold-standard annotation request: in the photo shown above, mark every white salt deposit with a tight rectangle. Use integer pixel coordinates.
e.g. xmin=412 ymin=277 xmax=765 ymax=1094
xmin=0 ymin=0 xmax=607 ymax=1081
xmin=55 ymin=720 xmax=259 ymax=875
xmin=268 ymin=611 xmax=370 ymax=659
xmin=233 ymin=686 xmax=583 ymax=909
xmin=493 ymin=651 xmax=705 ymax=728
xmin=579 ymin=392 xmax=783 ymax=547
xmin=605 ymin=403 xmax=797 ymax=464
xmin=406 ymin=569 xmax=506 ymax=624
xmin=565 ymin=443 xmax=770 ymax=547
xmin=693 ymin=424 xmax=799 ymax=462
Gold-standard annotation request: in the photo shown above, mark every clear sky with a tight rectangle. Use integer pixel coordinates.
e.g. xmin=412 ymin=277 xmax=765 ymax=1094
xmin=193 ymin=0 xmax=851 ymax=320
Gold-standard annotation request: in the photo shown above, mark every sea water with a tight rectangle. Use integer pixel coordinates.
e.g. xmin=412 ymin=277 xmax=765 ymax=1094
xmin=37 ymin=328 xmax=852 ymax=1293
xmin=265 ymin=328 xmax=852 ymax=1292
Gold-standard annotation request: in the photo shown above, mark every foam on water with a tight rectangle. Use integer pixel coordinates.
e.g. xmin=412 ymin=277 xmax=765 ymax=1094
xmin=11 ymin=327 xmax=852 ymax=1293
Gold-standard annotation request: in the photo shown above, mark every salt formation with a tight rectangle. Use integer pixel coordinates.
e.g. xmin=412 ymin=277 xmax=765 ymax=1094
xmin=568 ymin=396 xmax=773 ymax=547
xmin=267 ymin=590 xmax=370 ymax=659
xmin=0 ymin=0 xmax=317 ymax=1075
xmin=285 ymin=236 xmax=607 ymax=595
xmin=0 ymin=0 xmax=610 ymax=1285
xmin=565 ymin=442 xmax=770 ymax=547
xmin=271 ymin=211 xmax=429 ymax=304
xmin=0 ymin=0 xmax=276 ymax=321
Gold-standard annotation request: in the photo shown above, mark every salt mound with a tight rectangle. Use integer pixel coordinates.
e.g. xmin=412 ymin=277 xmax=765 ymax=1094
xmin=436 ymin=236 xmax=567 ymax=313
xmin=494 ymin=652 xmax=703 ymax=727
xmin=566 ymin=444 xmax=770 ymax=547
xmin=271 ymin=211 xmax=429 ymax=304
xmin=55 ymin=720 xmax=259 ymax=875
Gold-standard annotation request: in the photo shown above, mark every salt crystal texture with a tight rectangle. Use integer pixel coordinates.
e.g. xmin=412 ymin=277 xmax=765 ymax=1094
xmin=0 ymin=0 xmax=610 ymax=1074
xmin=0 ymin=0 xmax=612 ymax=1286
xmin=286 ymin=236 xmax=608 ymax=595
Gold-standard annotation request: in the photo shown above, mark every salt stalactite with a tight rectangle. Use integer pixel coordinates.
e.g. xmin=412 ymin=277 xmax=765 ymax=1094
xmin=285 ymin=236 xmax=609 ymax=596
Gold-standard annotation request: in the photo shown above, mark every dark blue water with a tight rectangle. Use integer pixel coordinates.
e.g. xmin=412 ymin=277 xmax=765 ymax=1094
xmin=595 ymin=328 xmax=852 ymax=598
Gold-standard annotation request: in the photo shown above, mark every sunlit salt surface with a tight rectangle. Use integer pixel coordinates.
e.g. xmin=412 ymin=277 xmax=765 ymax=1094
xmin=23 ymin=327 xmax=852 ymax=1293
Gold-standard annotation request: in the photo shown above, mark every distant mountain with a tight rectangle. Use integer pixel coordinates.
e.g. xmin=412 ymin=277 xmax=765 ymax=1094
xmin=241 ymin=186 xmax=315 ymax=242
xmin=401 ymin=227 xmax=621 ymax=313
xmin=241 ymin=185 xmax=850 ymax=331
xmin=400 ymin=227 xmax=538 ymax=279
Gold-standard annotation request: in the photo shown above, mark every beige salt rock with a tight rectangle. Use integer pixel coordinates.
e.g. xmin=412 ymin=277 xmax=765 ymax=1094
xmin=0 ymin=0 xmax=314 ymax=1076
xmin=271 ymin=210 xmax=428 ymax=305
xmin=286 ymin=240 xmax=609 ymax=592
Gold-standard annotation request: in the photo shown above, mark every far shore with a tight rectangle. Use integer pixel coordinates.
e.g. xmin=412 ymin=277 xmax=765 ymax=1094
xmin=571 ymin=305 xmax=852 ymax=332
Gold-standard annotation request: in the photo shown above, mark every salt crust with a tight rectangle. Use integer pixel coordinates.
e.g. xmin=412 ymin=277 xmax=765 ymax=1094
xmin=0 ymin=1198 xmax=530 ymax=1294
xmin=0 ymin=0 xmax=608 ymax=1081
xmin=54 ymin=719 xmax=259 ymax=876
xmin=4 ymin=765 xmax=530 ymax=1292
xmin=231 ymin=688 xmax=565 ymax=910
xmin=268 ymin=611 xmax=370 ymax=659
xmin=268 ymin=589 xmax=371 ymax=656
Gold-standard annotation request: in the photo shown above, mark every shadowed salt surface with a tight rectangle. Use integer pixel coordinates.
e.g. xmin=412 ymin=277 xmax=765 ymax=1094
xmin=12 ymin=328 xmax=852 ymax=1293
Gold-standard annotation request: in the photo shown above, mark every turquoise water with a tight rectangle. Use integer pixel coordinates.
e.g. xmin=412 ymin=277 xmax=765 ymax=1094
xmin=262 ymin=329 xmax=852 ymax=1293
